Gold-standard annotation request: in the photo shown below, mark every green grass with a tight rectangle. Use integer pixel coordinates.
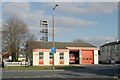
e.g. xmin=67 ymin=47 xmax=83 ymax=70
xmin=5 ymin=65 xmax=84 ymax=70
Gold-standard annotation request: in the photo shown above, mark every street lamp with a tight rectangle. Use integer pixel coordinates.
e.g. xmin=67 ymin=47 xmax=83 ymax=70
xmin=52 ymin=4 xmax=58 ymax=70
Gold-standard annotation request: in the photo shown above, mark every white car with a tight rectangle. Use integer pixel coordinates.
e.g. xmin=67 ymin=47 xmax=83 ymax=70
xmin=111 ymin=59 xmax=115 ymax=65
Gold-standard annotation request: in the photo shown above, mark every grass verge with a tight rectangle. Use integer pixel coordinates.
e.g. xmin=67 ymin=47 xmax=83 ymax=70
xmin=4 ymin=65 xmax=84 ymax=70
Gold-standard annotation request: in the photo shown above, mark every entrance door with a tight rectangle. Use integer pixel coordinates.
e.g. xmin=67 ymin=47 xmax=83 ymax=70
xmin=82 ymin=50 xmax=94 ymax=64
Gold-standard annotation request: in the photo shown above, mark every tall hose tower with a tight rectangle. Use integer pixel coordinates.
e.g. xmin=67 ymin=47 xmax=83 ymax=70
xmin=40 ymin=20 xmax=48 ymax=42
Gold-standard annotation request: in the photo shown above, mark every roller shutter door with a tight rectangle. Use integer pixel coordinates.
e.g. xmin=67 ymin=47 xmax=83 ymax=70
xmin=82 ymin=50 xmax=94 ymax=64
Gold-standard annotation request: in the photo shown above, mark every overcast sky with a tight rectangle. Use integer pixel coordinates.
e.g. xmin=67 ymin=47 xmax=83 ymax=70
xmin=0 ymin=0 xmax=119 ymax=49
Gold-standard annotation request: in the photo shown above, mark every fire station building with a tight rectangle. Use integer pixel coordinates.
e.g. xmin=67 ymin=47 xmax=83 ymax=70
xmin=27 ymin=41 xmax=98 ymax=66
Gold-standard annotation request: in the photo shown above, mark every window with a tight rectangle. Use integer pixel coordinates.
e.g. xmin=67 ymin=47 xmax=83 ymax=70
xmin=39 ymin=52 xmax=43 ymax=55
xmin=90 ymin=58 xmax=92 ymax=60
xmin=60 ymin=52 xmax=64 ymax=61
xmin=45 ymin=29 xmax=48 ymax=33
xmin=106 ymin=46 xmax=109 ymax=52
xmin=86 ymin=58 xmax=88 ymax=60
xmin=117 ymin=45 xmax=119 ymax=50
xmin=42 ymin=29 xmax=44 ymax=33
xmin=60 ymin=52 xmax=64 ymax=55
xmin=102 ymin=47 xmax=105 ymax=52
xmin=39 ymin=52 xmax=43 ymax=59
xmin=83 ymin=58 xmax=85 ymax=60
xmin=49 ymin=52 xmax=53 ymax=59
xmin=101 ymin=46 xmax=105 ymax=52
xmin=60 ymin=57 xmax=64 ymax=59
xmin=110 ymin=45 xmax=115 ymax=51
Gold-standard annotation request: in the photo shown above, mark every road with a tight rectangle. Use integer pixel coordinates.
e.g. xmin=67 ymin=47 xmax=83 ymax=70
xmin=1 ymin=64 xmax=120 ymax=79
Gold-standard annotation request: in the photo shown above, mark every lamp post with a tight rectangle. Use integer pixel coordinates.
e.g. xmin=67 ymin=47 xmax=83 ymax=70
xmin=52 ymin=4 xmax=58 ymax=70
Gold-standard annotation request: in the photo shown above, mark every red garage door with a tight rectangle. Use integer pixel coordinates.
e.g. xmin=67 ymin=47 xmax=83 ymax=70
xmin=82 ymin=50 xmax=94 ymax=64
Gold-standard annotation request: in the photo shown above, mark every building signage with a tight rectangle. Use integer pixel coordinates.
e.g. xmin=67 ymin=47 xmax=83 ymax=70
xmin=51 ymin=48 xmax=56 ymax=54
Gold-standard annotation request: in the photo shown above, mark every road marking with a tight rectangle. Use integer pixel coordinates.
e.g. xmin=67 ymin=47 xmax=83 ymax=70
xmin=43 ymin=76 xmax=51 ymax=78
xmin=56 ymin=75 xmax=71 ymax=80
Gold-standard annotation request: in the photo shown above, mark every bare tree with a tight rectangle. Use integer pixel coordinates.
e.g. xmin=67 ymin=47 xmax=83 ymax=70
xmin=2 ymin=17 xmax=29 ymax=62
xmin=25 ymin=35 xmax=40 ymax=59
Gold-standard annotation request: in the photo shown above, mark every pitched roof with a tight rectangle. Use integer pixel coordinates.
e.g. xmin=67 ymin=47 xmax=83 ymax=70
xmin=100 ymin=40 xmax=120 ymax=47
xmin=27 ymin=41 xmax=96 ymax=49
xmin=117 ymin=41 xmax=120 ymax=44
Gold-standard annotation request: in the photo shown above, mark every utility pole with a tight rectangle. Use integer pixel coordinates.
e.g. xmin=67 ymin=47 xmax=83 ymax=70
xmin=52 ymin=4 xmax=58 ymax=70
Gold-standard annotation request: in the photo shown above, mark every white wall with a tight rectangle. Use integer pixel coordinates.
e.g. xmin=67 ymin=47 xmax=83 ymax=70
xmin=33 ymin=51 xmax=69 ymax=66
xmin=54 ymin=52 xmax=59 ymax=65
xmin=100 ymin=45 xmax=118 ymax=62
xmin=100 ymin=51 xmax=110 ymax=61
xmin=64 ymin=52 xmax=69 ymax=65
xmin=0 ymin=53 xmax=2 ymax=63
xmin=79 ymin=50 xmax=82 ymax=64
xmin=44 ymin=52 xmax=49 ymax=65
xmin=33 ymin=52 xmax=39 ymax=66
xmin=33 ymin=49 xmax=99 ymax=65
xmin=118 ymin=44 xmax=120 ymax=61
xmin=94 ymin=50 xmax=98 ymax=64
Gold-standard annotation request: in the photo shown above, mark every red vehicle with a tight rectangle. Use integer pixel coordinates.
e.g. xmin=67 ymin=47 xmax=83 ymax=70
xmin=69 ymin=54 xmax=76 ymax=64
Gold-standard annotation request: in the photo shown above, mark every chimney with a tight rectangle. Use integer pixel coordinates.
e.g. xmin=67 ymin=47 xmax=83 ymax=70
xmin=116 ymin=38 xmax=119 ymax=42
xmin=106 ymin=40 xmax=109 ymax=43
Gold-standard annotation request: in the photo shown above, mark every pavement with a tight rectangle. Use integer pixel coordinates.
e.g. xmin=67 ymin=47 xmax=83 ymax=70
xmin=1 ymin=64 xmax=119 ymax=79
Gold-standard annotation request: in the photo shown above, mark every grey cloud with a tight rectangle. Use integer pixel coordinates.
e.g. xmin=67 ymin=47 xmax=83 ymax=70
xmin=76 ymin=36 xmax=116 ymax=47
xmin=55 ymin=2 xmax=118 ymax=15
xmin=2 ymin=2 xmax=98 ymax=40
xmin=55 ymin=16 xmax=97 ymax=28
xmin=3 ymin=0 xmax=28 ymax=2
xmin=3 ymin=2 xmax=30 ymax=18
xmin=4 ymin=2 xmax=116 ymax=42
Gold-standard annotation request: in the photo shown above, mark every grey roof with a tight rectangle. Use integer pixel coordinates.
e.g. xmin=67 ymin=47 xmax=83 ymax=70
xmin=117 ymin=41 xmax=120 ymax=44
xmin=100 ymin=41 xmax=120 ymax=47
xmin=27 ymin=41 xmax=96 ymax=49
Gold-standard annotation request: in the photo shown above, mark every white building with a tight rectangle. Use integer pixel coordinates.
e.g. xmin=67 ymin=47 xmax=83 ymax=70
xmin=0 ymin=50 xmax=2 ymax=63
xmin=27 ymin=41 xmax=99 ymax=66
xmin=100 ymin=41 xmax=120 ymax=63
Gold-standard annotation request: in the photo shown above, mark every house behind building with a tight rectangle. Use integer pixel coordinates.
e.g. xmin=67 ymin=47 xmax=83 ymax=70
xmin=100 ymin=40 xmax=120 ymax=64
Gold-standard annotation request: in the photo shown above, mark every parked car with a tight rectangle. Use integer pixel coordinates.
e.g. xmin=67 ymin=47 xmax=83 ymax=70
xmin=111 ymin=59 xmax=116 ymax=65
xmin=102 ymin=59 xmax=111 ymax=64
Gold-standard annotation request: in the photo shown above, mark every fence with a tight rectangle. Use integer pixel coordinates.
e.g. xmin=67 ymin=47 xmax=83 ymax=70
xmin=4 ymin=62 xmax=29 ymax=66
